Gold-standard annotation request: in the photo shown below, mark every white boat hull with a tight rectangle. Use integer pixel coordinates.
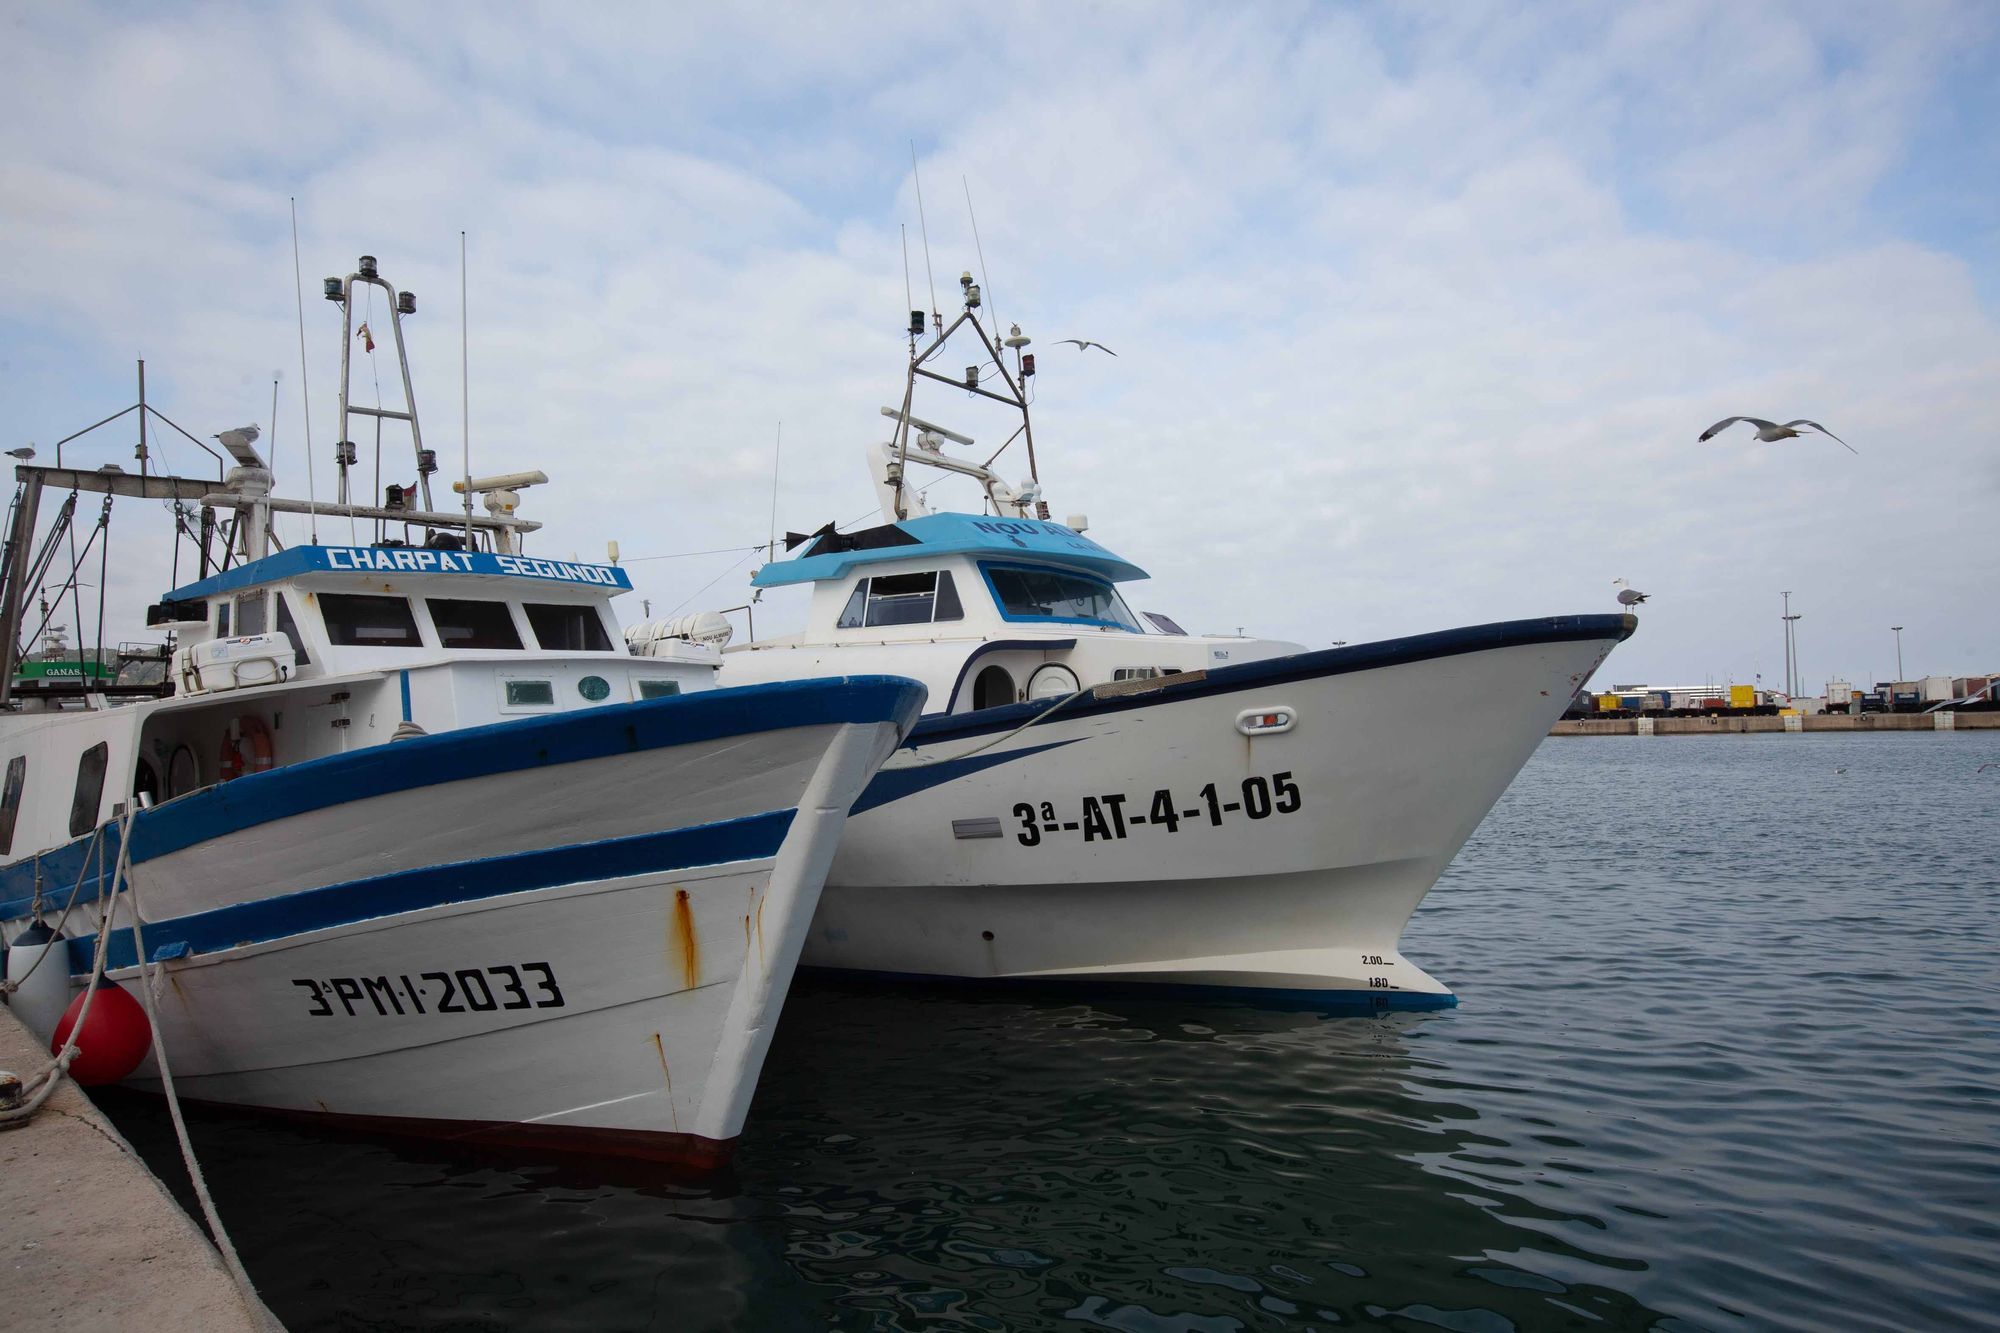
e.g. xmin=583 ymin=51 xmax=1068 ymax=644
xmin=10 ymin=677 xmax=924 ymax=1165
xmin=805 ymin=617 xmax=1633 ymax=1005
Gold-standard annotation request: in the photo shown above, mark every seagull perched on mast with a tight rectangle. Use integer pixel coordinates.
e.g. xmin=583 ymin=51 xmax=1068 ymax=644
xmin=1698 ymin=416 xmax=1856 ymax=453
xmin=1612 ymin=578 xmax=1649 ymax=607
xmin=214 ymin=424 xmax=264 ymax=467
xmin=1055 ymin=339 xmax=1117 ymax=356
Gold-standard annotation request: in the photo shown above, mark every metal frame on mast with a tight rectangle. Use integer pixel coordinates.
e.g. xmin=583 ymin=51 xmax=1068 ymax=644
xmin=324 ymin=255 xmax=435 ymax=514
xmin=888 ymin=276 xmax=1042 ymax=522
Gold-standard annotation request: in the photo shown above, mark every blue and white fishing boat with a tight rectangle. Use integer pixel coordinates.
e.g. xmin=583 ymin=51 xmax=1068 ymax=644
xmin=0 ymin=257 xmax=924 ymax=1167
xmin=657 ymin=284 xmax=1633 ymax=1006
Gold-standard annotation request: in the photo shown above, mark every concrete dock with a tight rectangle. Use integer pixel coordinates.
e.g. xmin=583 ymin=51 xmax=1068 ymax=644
xmin=1553 ymin=711 xmax=2000 ymax=736
xmin=0 ymin=1006 xmax=275 ymax=1331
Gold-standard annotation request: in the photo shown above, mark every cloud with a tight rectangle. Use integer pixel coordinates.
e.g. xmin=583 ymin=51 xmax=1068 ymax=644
xmin=0 ymin=1 xmax=1994 ymax=689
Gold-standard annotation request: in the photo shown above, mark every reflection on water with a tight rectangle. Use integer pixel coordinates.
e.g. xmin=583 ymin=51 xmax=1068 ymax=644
xmin=103 ymin=733 xmax=2000 ymax=1332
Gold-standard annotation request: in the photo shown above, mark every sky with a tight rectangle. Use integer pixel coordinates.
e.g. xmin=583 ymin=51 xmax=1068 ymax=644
xmin=1 ymin=2 xmax=1995 ymax=692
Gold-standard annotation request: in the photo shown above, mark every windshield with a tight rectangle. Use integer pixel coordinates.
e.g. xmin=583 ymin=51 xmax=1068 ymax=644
xmin=984 ymin=564 xmax=1141 ymax=632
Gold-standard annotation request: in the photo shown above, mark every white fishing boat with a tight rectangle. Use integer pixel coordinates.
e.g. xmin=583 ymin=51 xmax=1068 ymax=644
xmin=0 ymin=256 xmax=924 ymax=1167
xmin=657 ymin=280 xmax=1633 ymax=1007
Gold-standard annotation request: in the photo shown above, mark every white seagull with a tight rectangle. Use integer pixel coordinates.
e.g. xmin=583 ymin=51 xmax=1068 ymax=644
xmin=214 ymin=424 xmax=264 ymax=467
xmin=1612 ymin=578 xmax=1649 ymax=607
xmin=1055 ymin=339 xmax=1117 ymax=357
xmin=1699 ymin=416 xmax=1856 ymax=453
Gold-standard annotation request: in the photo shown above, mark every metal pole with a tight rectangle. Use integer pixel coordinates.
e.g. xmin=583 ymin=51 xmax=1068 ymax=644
xmin=136 ymin=360 xmax=149 ymax=477
xmin=1784 ymin=613 xmax=1801 ymax=697
xmin=461 ymin=231 xmax=473 ymax=548
xmin=0 ymin=472 xmax=46 ymax=707
xmin=1892 ymin=626 xmax=1903 ymax=680
xmin=1784 ymin=588 xmax=1800 ymax=696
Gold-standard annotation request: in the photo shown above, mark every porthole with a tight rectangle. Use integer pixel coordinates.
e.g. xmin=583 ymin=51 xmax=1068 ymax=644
xmin=578 ymin=675 xmax=611 ymax=702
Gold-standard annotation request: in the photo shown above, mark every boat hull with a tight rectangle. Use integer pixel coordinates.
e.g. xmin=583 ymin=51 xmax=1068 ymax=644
xmin=15 ymin=677 xmax=924 ymax=1164
xmin=805 ymin=616 xmax=1633 ymax=1004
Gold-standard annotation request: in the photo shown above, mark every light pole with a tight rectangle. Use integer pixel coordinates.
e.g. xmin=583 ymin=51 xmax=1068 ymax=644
xmin=1891 ymin=625 xmax=1904 ymax=681
xmin=1780 ymin=591 xmax=1802 ymax=697
xmin=1785 ymin=610 xmax=1802 ymax=697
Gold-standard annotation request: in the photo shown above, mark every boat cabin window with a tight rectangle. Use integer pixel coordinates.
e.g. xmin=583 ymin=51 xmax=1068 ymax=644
xmin=70 ymin=742 xmax=108 ymax=838
xmin=525 ymin=603 xmax=613 ymax=652
xmin=236 ymin=592 xmax=268 ymax=637
xmin=214 ymin=601 xmax=230 ymax=636
xmin=275 ymin=595 xmax=311 ymax=666
xmin=504 ymin=680 xmax=556 ymax=707
xmin=983 ymin=564 xmax=1141 ymax=632
xmin=428 ymin=598 xmax=524 ymax=650
xmin=637 ymin=679 xmax=682 ymax=700
xmin=1143 ymin=611 xmax=1188 ymax=636
xmin=0 ymin=755 xmax=26 ymax=855
xmin=321 ymin=593 xmax=425 ymax=648
xmin=835 ymin=572 xmax=965 ymax=629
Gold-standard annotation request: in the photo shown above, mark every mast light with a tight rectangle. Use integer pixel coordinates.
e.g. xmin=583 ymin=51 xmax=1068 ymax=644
xmin=322 ymin=278 xmax=343 ymax=302
xmin=397 ymin=290 xmax=416 ymax=315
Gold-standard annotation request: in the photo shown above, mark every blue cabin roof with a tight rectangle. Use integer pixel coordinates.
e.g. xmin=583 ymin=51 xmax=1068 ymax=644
xmin=751 ymin=513 xmax=1148 ymax=589
xmin=165 ymin=545 xmax=632 ymax=601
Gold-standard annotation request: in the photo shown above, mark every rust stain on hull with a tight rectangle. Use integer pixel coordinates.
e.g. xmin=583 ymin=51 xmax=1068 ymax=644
xmin=650 ymin=1032 xmax=678 ymax=1130
xmin=670 ymin=887 xmax=700 ymax=989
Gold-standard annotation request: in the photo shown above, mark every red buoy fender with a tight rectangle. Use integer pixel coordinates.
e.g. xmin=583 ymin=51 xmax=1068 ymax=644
xmin=50 ymin=979 xmax=153 ymax=1086
xmin=237 ymin=715 xmax=274 ymax=774
xmin=217 ymin=716 xmax=271 ymax=782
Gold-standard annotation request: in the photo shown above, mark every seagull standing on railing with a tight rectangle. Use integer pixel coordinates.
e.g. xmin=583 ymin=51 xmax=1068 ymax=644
xmin=1699 ymin=416 xmax=1856 ymax=453
xmin=1613 ymin=578 xmax=1649 ymax=607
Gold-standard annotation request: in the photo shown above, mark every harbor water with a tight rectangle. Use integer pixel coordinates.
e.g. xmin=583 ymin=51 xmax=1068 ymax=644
xmin=102 ymin=732 xmax=2000 ymax=1332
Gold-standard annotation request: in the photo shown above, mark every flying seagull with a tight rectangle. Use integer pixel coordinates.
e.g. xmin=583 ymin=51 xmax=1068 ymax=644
xmin=1699 ymin=416 xmax=1856 ymax=453
xmin=1055 ymin=339 xmax=1117 ymax=356
xmin=1612 ymin=578 xmax=1649 ymax=607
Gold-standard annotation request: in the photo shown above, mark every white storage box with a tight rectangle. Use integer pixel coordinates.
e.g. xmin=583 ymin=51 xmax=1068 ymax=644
xmin=177 ymin=632 xmax=296 ymax=695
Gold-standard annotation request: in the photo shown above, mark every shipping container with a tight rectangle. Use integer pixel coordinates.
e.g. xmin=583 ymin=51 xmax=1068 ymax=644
xmin=1921 ymin=676 xmax=1953 ymax=703
xmin=1825 ymin=680 xmax=1853 ymax=706
xmin=1728 ymin=684 xmax=1756 ymax=709
xmin=1596 ymin=693 xmax=1622 ymax=712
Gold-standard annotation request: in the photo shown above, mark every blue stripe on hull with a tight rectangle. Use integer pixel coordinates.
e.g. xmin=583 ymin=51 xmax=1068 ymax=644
xmin=128 ymin=675 xmax=920 ymax=863
xmin=69 ymin=807 xmax=797 ymax=974
xmin=849 ymin=738 xmax=1081 ymax=816
xmin=2 ymin=674 xmax=924 ymax=920
xmin=903 ymin=613 xmax=1635 ymax=745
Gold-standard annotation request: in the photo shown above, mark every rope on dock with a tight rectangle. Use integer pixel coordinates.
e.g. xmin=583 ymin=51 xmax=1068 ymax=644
xmin=119 ymin=806 xmax=284 ymax=1331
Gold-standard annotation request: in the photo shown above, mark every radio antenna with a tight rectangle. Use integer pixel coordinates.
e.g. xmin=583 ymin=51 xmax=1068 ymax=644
xmin=910 ymin=141 xmax=939 ymax=329
xmin=963 ymin=175 xmax=995 ymax=333
xmin=460 ymin=229 xmax=473 ymax=546
xmin=289 ymin=197 xmax=319 ymax=542
xmin=766 ymin=420 xmax=782 ymax=565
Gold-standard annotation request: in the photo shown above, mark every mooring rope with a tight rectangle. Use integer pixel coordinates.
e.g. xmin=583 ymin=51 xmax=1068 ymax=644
xmin=121 ymin=809 xmax=283 ymax=1330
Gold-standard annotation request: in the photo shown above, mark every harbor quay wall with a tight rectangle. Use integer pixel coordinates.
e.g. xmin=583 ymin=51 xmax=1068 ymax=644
xmin=0 ymin=1006 xmax=274 ymax=1331
xmin=1552 ymin=712 xmax=2000 ymax=736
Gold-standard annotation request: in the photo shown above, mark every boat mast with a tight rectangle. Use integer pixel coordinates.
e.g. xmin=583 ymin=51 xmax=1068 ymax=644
xmin=891 ymin=278 xmax=1045 ymax=521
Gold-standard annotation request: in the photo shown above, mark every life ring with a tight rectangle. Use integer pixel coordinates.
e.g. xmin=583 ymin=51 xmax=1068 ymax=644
xmin=219 ymin=716 xmax=274 ymax=782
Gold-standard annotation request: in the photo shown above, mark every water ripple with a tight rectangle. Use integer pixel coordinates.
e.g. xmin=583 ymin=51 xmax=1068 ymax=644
xmin=100 ymin=732 xmax=2000 ymax=1332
